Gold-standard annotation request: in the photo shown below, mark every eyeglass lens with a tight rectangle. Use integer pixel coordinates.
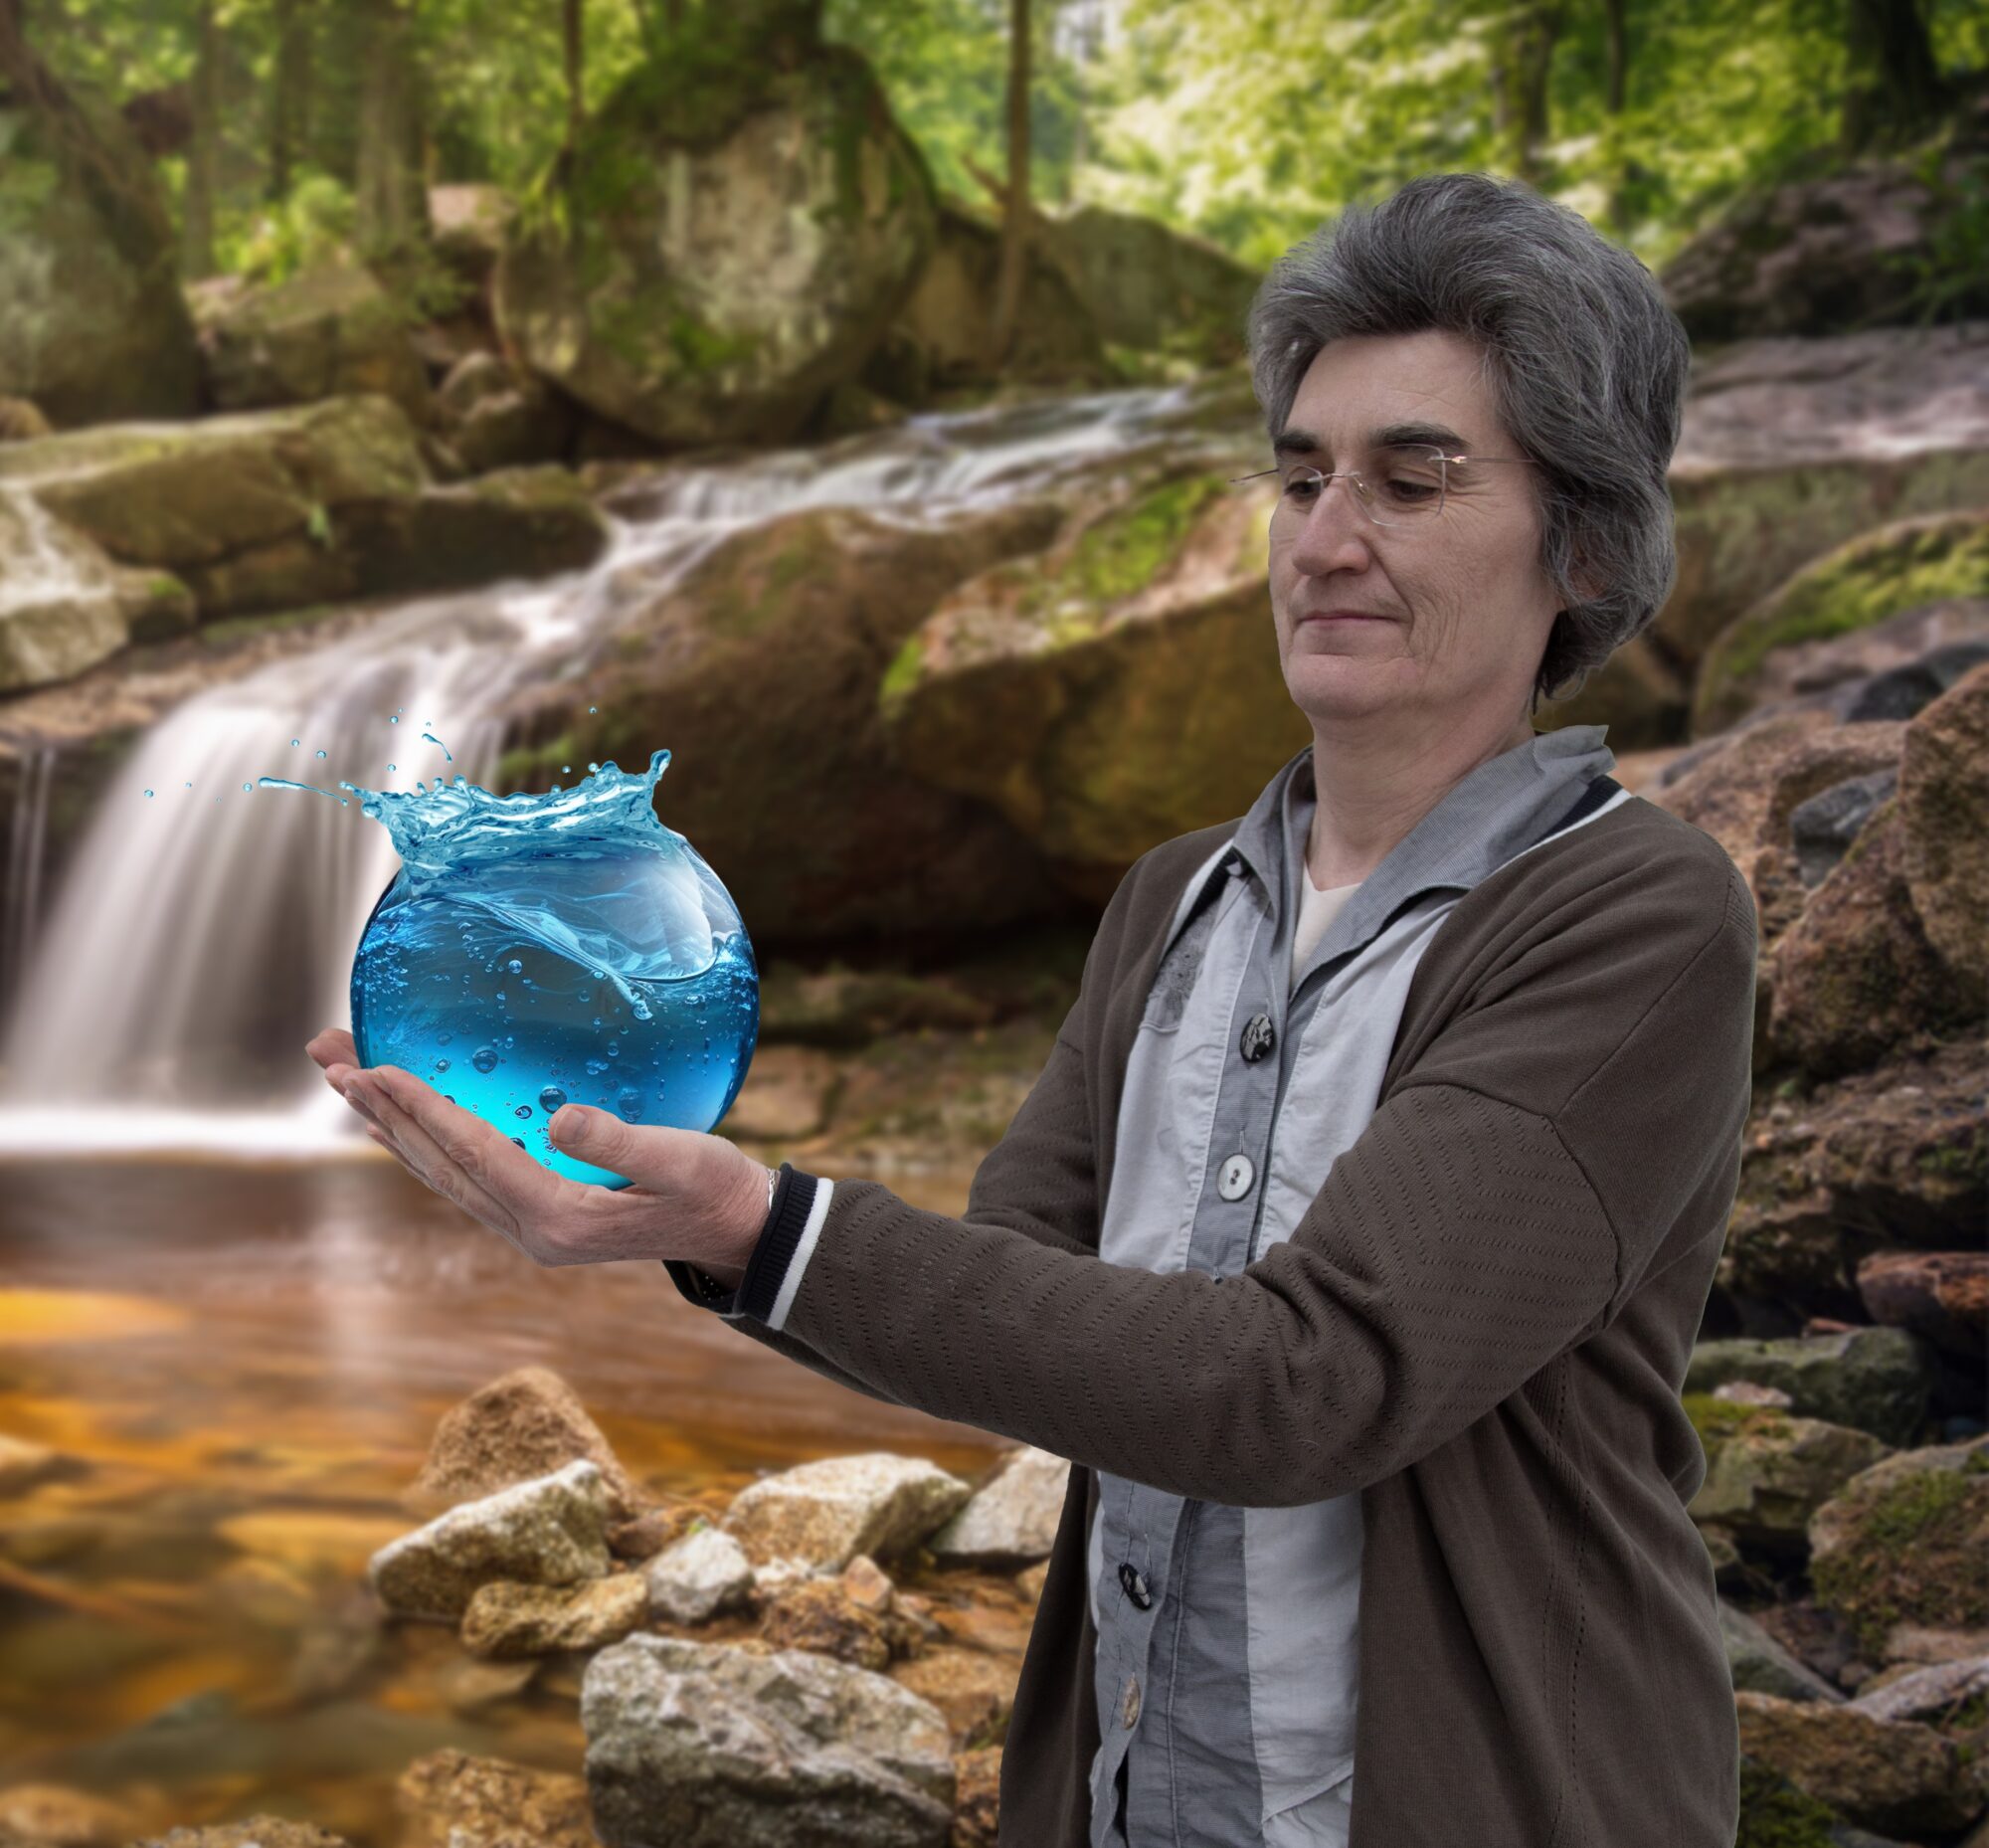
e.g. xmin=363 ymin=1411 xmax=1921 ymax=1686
xmin=1266 ymin=448 xmax=1450 ymax=528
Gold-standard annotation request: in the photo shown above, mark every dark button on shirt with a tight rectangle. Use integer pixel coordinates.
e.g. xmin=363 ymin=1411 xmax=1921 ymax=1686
xmin=1239 ymin=1012 xmax=1276 ymax=1061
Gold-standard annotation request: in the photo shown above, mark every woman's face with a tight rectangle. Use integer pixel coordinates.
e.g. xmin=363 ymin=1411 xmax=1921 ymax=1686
xmin=1265 ymin=329 xmax=1569 ymax=743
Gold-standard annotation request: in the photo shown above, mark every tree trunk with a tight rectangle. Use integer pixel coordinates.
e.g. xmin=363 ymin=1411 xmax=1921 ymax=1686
xmin=269 ymin=0 xmax=312 ymax=200
xmin=1841 ymin=0 xmax=1954 ymax=157
xmin=562 ymin=0 xmax=584 ymax=154
xmin=182 ymin=0 xmax=220 ymax=277
xmin=354 ymin=0 xmax=429 ymax=257
xmin=1601 ymin=0 xmax=1628 ymax=233
xmin=989 ymin=0 xmax=1031 ymax=369
xmin=1503 ymin=0 xmax=1564 ymax=187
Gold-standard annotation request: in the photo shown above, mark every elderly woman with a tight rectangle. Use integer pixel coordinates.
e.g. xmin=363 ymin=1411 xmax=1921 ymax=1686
xmin=315 ymin=171 xmax=1755 ymax=1848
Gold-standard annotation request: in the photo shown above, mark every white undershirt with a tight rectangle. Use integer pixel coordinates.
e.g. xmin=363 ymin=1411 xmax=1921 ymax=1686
xmin=1290 ymin=857 xmax=1361 ymax=989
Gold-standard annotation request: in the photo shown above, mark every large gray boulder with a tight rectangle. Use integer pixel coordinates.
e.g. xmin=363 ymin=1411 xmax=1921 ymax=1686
xmin=494 ymin=11 xmax=936 ymax=448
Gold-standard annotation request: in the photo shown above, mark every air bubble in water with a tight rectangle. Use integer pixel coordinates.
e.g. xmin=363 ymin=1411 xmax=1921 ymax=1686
xmin=471 ymin=1046 xmax=499 ymax=1073
xmin=539 ymin=1086 xmax=567 ymax=1113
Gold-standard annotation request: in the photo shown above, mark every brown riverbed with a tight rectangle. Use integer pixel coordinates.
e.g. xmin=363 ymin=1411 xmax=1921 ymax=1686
xmin=0 ymin=1148 xmax=1011 ymax=1840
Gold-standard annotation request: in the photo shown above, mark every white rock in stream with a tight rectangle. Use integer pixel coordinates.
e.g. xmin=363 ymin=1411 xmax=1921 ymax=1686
xmin=721 ymin=1452 xmax=972 ymax=1572
xmin=582 ymin=1632 xmax=955 ymax=1848
xmin=367 ymin=1457 xmax=614 ymax=1621
xmin=927 ymin=1443 xmax=1070 ymax=1566
xmin=644 ymin=1523 xmax=756 ymax=1624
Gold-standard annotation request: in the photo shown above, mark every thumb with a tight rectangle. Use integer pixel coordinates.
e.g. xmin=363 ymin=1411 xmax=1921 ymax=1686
xmin=546 ymin=1102 xmax=686 ymax=1184
xmin=549 ymin=1104 xmax=611 ymax=1152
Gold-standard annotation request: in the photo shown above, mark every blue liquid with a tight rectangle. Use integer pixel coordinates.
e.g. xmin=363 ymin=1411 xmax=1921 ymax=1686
xmin=337 ymin=748 xmax=758 ymax=1190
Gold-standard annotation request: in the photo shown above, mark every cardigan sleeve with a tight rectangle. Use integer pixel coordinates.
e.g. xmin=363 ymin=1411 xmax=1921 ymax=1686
xmin=745 ymin=853 xmax=1757 ymax=1506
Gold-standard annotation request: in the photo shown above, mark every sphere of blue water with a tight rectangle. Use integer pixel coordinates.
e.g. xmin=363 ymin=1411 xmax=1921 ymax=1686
xmin=349 ymin=830 xmax=759 ymax=1190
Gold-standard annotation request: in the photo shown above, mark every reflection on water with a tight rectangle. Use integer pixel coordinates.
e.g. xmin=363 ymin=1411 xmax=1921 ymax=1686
xmin=0 ymin=1152 xmax=996 ymax=1838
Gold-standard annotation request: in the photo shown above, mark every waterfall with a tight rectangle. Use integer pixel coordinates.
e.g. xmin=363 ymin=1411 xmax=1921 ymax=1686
xmin=0 ymin=381 xmax=1215 ymax=1157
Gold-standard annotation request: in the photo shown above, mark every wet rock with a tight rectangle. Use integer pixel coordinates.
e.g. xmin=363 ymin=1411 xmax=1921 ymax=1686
xmin=756 ymin=969 xmax=997 ymax=1050
xmin=368 ymin=1458 xmax=616 ymax=1622
xmin=433 ymin=352 xmax=574 ymax=477
xmin=926 ymin=1445 xmax=1068 ymax=1567
xmin=1720 ymin=1038 xmax=1984 ymax=1322
xmin=643 ymin=1523 xmax=756 ymax=1624
xmin=1858 ymin=1251 xmax=1988 ymax=1362
xmin=580 ymin=1631 xmax=955 ymax=1847
xmin=1684 ymin=1397 xmax=1895 ymax=1555
xmin=759 ymin=1574 xmax=896 ymax=1670
xmin=126 ymin=1823 xmax=354 ymax=1848
xmin=1789 ymin=768 xmax=1901 ymax=889
xmin=460 ymin=1570 xmax=650 ymax=1658
xmin=1685 ymin=1328 xmax=1934 ymax=1447
xmin=606 ymin=1500 xmax=708 ymax=1563
xmin=887 ymin=1645 xmax=1016 ymax=1749
xmin=947 ymin=1743 xmax=1002 ymax=1848
xmin=1734 ymin=1690 xmax=1988 ymax=1838
xmin=1850 ymin=1653 xmax=1989 ymax=1726
xmin=0 ymin=89 xmax=198 ymax=426
xmin=1716 ymin=1380 xmax=1797 ymax=1409
xmin=722 ymin=1452 xmax=973 ymax=1573
xmin=495 ymin=21 xmax=937 ymax=450
xmin=1898 ymin=659 xmax=1989 ymax=995
xmin=199 ymin=260 xmax=432 ymax=423
xmin=404 ymin=1362 xmax=642 ymax=1524
xmin=1810 ymin=1436 xmax=1989 ymax=1662
xmin=395 ymin=1746 xmax=595 ymax=1848
xmin=1720 ymin=1598 xmax=1847 ymax=1703
xmin=0 ymin=1781 xmax=143 ymax=1843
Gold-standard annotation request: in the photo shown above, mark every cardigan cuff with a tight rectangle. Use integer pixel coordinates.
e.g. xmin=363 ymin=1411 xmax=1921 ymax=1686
xmin=660 ymin=1163 xmax=833 ymax=1330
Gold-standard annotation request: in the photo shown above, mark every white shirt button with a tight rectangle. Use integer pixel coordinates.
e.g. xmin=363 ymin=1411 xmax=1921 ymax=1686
xmin=1217 ymin=1153 xmax=1255 ymax=1200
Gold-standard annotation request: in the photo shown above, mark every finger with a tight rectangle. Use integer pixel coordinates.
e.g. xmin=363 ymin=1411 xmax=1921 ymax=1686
xmin=341 ymin=1072 xmax=524 ymax=1237
xmin=307 ymin=1027 xmax=359 ymax=1071
xmin=544 ymin=1103 xmax=718 ymax=1195
xmin=364 ymin=1066 xmax=584 ymax=1234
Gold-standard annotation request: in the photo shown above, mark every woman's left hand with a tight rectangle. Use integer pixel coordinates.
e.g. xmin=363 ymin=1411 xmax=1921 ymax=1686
xmin=306 ymin=1027 xmax=773 ymax=1279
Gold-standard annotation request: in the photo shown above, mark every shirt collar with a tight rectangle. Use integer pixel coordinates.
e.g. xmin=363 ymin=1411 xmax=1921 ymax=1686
xmin=1164 ymin=723 xmax=1618 ymax=975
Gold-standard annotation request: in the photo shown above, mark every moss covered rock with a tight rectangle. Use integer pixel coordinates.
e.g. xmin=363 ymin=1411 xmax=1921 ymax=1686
xmin=1685 ymin=1394 xmax=1895 ymax=1555
xmin=0 ymin=89 xmax=198 ymax=427
xmin=1686 ymin=1329 xmax=1934 ymax=1448
xmin=494 ymin=15 xmax=935 ymax=449
xmin=878 ymin=452 xmax=1309 ymax=902
xmin=199 ymin=260 xmax=432 ymax=424
xmin=1897 ymin=659 xmax=1989 ymax=996
xmin=1809 ymin=1436 xmax=1989 ymax=1664
xmin=1695 ymin=508 xmax=1989 ymax=738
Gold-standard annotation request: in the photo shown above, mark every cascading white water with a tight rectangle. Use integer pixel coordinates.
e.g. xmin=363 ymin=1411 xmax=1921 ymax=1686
xmin=0 ymin=380 xmax=1221 ymax=1156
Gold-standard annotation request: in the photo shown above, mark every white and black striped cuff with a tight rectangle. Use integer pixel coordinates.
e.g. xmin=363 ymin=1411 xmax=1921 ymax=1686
xmin=660 ymin=1163 xmax=833 ymax=1331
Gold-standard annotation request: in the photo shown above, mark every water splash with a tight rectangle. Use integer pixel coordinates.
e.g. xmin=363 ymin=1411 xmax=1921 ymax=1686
xmin=329 ymin=749 xmax=757 ymax=1188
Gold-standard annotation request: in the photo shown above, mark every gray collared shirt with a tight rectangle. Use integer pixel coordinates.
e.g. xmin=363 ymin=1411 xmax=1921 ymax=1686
xmin=1084 ymin=724 xmax=1628 ymax=1846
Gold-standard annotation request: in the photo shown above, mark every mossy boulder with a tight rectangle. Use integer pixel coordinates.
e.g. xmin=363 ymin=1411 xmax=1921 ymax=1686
xmin=1897 ymin=659 xmax=1989 ymax=995
xmin=199 ymin=260 xmax=432 ymax=424
xmin=1684 ymin=1394 xmax=1895 ymax=1556
xmin=494 ymin=17 xmax=936 ymax=449
xmin=878 ymin=451 xmax=1309 ymax=903
xmin=1686 ymin=1330 xmax=1934 ymax=1448
xmin=1695 ymin=508 xmax=1989 ymax=739
xmin=494 ymin=490 xmax=1071 ymax=946
xmin=0 ymin=397 xmax=605 ymax=622
xmin=1809 ymin=1436 xmax=1989 ymax=1664
xmin=0 ymin=88 xmax=198 ymax=426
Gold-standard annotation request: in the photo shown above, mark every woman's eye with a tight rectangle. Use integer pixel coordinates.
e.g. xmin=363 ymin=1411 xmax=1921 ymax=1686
xmin=1285 ymin=475 xmax=1320 ymax=498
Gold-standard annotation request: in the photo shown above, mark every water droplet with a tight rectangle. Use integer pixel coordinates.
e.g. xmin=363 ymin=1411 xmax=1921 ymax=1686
xmin=143 ymin=788 xmax=154 ymax=798
xmin=242 ymin=782 xmax=253 ymax=793
xmin=511 ymin=1136 xmax=526 ymax=1150
xmin=493 ymin=989 xmax=506 ymax=1004
xmin=503 ymin=1035 xmax=514 ymax=1047
xmin=315 ymin=749 xmax=327 ymax=759
xmin=585 ymin=1057 xmax=609 ymax=1076
xmin=631 ymin=998 xmax=652 ymax=1021
xmin=506 ymin=959 xmax=522 ymax=975
xmin=434 ymin=1057 xmax=451 ymax=1073
xmin=390 ymin=715 xmax=400 ymax=724
xmin=387 ymin=763 xmax=397 ymax=773
xmin=562 ymin=765 xmax=571 ymax=774
xmin=290 ymin=738 xmax=300 ymax=747
xmin=617 ymin=1088 xmax=643 ymax=1120
xmin=591 ymin=1016 xmax=603 ymax=1029
xmin=577 ymin=990 xmax=592 ymax=1004
xmin=437 ymin=1031 xmax=452 ymax=1044
xmin=514 ymin=1104 xmax=532 ymax=1119
xmin=589 ymin=705 xmax=598 ymax=714
xmin=605 ymin=1040 xmax=620 ymax=1057
xmin=471 ymin=1046 xmax=499 ymax=1073
xmin=184 ymin=781 xmax=192 ymax=788
xmin=539 ymin=1086 xmax=567 ymax=1113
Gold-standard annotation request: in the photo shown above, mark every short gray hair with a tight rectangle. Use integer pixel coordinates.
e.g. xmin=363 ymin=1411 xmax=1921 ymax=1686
xmin=1244 ymin=171 xmax=1691 ymax=711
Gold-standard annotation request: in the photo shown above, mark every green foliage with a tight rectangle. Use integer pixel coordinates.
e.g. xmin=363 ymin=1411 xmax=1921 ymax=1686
xmin=222 ymin=173 xmax=356 ymax=283
xmin=1880 ymin=138 xmax=1989 ymax=326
